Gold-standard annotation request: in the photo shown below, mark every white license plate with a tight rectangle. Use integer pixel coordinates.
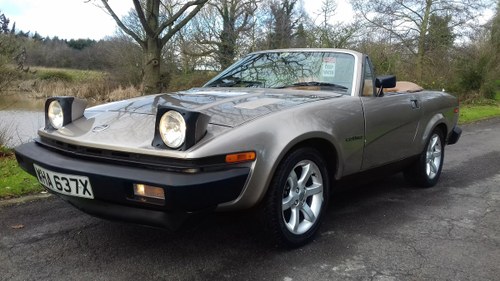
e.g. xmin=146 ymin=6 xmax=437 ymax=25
xmin=33 ymin=164 xmax=94 ymax=199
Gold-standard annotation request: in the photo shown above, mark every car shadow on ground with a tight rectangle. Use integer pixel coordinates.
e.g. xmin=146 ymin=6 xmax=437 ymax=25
xmin=94 ymin=171 xmax=426 ymax=253
xmin=1 ymin=171 xmax=450 ymax=280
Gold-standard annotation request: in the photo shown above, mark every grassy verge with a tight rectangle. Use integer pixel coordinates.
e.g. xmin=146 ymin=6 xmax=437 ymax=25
xmin=0 ymin=147 xmax=43 ymax=199
xmin=459 ymin=105 xmax=500 ymax=124
xmin=459 ymin=94 xmax=500 ymax=124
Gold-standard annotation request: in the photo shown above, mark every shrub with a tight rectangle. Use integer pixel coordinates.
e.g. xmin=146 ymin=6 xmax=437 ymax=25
xmin=167 ymin=71 xmax=217 ymax=92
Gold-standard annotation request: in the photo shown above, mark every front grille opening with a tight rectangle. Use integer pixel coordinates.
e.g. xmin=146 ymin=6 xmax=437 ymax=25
xmin=111 ymin=151 xmax=129 ymax=158
xmin=86 ymin=148 xmax=101 ymax=155
xmin=37 ymin=137 xmax=230 ymax=173
xmin=67 ymin=144 xmax=78 ymax=150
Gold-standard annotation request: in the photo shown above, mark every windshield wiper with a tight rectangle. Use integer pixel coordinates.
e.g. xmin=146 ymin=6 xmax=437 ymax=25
xmin=207 ymin=76 xmax=262 ymax=87
xmin=276 ymin=81 xmax=348 ymax=90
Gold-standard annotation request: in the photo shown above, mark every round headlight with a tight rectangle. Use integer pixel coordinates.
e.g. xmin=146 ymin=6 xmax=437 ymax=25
xmin=48 ymin=100 xmax=64 ymax=129
xmin=159 ymin=110 xmax=186 ymax=148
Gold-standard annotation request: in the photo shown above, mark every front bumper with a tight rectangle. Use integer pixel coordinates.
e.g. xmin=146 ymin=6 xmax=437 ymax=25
xmin=15 ymin=142 xmax=250 ymax=230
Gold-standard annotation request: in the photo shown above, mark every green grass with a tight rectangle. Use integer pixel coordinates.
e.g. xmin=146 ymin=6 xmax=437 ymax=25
xmin=459 ymin=103 xmax=500 ymax=124
xmin=0 ymin=148 xmax=43 ymax=199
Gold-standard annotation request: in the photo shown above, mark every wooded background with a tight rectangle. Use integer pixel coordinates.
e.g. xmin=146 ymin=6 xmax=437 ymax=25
xmin=0 ymin=0 xmax=498 ymax=100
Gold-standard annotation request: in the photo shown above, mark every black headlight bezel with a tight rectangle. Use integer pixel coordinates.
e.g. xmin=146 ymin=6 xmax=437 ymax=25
xmin=152 ymin=105 xmax=211 ymax=151
xmin=44 ymin=96 xmax=87 ymax=130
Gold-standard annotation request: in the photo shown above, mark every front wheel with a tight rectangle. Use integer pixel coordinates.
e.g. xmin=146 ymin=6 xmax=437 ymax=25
xmin=263 ymin=147 xmax=329 ymax=247
xmin=404 ymin=128 xmax=445 ymax=187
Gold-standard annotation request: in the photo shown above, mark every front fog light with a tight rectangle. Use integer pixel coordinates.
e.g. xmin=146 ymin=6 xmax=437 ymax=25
xmin=133 ymin=184 xmax=165 ymax=200
xmin=48 ymin=100 xmax=64 ymax=129
xmin=159 ymin=110 xmax=186 ymax=148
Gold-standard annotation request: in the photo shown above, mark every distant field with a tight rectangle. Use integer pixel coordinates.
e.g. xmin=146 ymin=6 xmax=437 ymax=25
xmin=32 ymin=67 xmax=107 ymax=83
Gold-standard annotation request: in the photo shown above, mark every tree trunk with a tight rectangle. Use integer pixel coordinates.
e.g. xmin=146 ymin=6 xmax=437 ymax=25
xmin=417 ymin=0 xmax=433 ymax=83
xmin=219 ymin=17 xmax=237 ymax=69
xmin=99 ymin=0 xmax=208 ymax=94
xmin=142 ymin=38 xmax=162 ymax=94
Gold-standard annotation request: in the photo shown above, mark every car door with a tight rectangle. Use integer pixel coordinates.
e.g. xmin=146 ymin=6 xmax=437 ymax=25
xmin=359 ymin=58 xmax=422 ymax=170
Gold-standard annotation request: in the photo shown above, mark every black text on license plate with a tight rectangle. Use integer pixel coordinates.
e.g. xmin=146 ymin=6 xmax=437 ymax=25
xmin=33 ymin=164 xmax=94 ymax=199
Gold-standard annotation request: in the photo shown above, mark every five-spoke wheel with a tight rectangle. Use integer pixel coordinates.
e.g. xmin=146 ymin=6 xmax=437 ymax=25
xmin=264 ymin=147 xmax=329 ymax=247
xmin=425 ymin=133 xmax=442 ymax=180
xmin=282 ymin=160 xmax=324 ymax=235
xmin=404 ymin=128 xmax=445 ymax=187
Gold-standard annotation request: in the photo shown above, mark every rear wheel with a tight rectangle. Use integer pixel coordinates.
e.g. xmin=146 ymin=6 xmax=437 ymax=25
xmin=264 ymin=147 xmax=329 ymax=247
xmin=404 ymin=128 xmax=445 ymax=187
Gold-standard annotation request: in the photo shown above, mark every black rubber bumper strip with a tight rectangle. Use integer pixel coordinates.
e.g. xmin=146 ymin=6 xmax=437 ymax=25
xmin=447 ymin=126 xmax=462 ymax=145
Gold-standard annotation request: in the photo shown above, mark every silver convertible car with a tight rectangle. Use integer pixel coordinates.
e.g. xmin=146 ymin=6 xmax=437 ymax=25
xmin=15 ymin=49 xmax=461 ymax=247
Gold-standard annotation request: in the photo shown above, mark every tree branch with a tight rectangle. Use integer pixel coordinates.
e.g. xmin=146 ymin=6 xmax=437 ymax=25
xmin=161 ymin=1 xmax=208 ymax=46
xmin=132 ymin=0 xmax=155 ymax=36
xmin=156 ymin=0 xmax=208 ymax=38
xmin=99 ymin=0 xmax=145 ymax=48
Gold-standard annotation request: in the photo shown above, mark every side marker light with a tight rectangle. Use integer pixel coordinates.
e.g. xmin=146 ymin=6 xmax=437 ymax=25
xmin=225 ymin=152 xmax=256 ymax=163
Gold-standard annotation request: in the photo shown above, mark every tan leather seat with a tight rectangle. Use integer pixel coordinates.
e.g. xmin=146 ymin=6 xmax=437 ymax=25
xmin=385 ymin=81 xmax=423 ymax=93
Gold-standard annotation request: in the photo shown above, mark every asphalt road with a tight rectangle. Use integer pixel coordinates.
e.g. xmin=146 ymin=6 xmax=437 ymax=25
xmin=1 ymin=118 xmax=499 ymax=281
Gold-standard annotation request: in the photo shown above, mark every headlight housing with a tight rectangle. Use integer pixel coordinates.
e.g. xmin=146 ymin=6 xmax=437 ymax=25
xmin=152 ymin=106 xmax=211 ymax=151
xmin=44 ymin=97 xmax=88 ymax=130
xmin=159 ymin=110 xmax=186 ymax=149
xmin=47 ymin=100 xmax=64 ymax=129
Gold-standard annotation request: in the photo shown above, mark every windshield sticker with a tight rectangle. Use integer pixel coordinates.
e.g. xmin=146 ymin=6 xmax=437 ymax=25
xmin=322 ymin=57 xmax=336 ymax=78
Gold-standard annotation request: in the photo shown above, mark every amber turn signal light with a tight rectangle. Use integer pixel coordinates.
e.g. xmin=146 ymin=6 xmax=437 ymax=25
xmin=225 ymin=151 xmax=256 ymax=163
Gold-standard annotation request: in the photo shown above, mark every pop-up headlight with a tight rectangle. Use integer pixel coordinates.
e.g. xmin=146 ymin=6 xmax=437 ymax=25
xmin=152 ymin=106 xmax=210 ymax=150
xmin=44 ymin=97 xmax=87 ymax=130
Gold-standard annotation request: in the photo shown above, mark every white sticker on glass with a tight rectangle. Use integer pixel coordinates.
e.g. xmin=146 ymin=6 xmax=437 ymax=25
xmin=322 ymin=57 xmax=336 ymax=78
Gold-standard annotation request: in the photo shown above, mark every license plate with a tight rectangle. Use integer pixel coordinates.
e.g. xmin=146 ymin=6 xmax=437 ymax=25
xmin=33 ymin=164 xmax=94 ymax=199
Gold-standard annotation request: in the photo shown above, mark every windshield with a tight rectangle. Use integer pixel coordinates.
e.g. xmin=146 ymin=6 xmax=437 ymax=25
xmin=204 ymin=51 xmax=356 ymax=95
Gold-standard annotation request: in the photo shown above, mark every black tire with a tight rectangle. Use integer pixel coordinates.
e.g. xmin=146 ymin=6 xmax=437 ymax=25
xmin=404 ymin=128 xmax=445 ymax=187
xmin=263 ymin=147 xmax=329 ymax=247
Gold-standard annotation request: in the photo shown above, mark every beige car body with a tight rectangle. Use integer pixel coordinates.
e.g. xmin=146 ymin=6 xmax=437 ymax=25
xmin=32 ymin=49 xmax=459 ymax=211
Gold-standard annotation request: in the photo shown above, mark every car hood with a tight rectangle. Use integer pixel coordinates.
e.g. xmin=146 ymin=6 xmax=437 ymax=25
xmin=38 ymin=88 xmax=342 ymax=157
xmin=87 ymin=87 xmax=341 ymax=127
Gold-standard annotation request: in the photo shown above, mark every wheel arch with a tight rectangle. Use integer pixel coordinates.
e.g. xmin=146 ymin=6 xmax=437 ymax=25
xmin=262 ymin=134 xmax=341 ymax=202
xmin=288 ymin=138 xmax=339 ymax=183
xmin=420 ymin=113 xmax=448 ymax=149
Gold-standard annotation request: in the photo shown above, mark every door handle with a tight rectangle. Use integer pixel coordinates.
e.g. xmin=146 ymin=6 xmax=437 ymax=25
xmin=410 ymin=99 xmax=420 ymax=109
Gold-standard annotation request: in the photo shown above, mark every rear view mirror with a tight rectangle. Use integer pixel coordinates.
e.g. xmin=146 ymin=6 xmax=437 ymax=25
xmin=375 ymin=75 xmax=396 ymax=97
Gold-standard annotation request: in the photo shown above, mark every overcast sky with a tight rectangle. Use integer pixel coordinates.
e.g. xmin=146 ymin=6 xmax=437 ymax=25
xmin=0 ymin=0 xmax=354 ymax=40
xmin=0 ymin=0 xmax=131 ymax=39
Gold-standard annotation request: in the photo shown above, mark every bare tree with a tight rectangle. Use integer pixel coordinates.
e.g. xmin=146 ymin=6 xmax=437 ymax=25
xmin=351 ymin=0 xmax=493 ymax=83
xmin=98 ymin=0 xmax=208 ymax=94
xmin=311 ymin=0 xmax=360 ymax=48
xmin=183 ymin=0 xmax=258 ymax=70
xmin=318 ymin=0 xmax=337 ymax=32
xmin=267 ymin=0 xmax=301 ymax=49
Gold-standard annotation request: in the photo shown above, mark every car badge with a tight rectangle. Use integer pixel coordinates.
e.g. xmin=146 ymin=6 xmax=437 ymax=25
xmin=92 ymin=124 xmax=110 ymax=132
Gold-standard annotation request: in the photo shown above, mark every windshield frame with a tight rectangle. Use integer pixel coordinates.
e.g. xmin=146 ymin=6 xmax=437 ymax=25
xmin=203 ymin=49 xmax=360 ymax=97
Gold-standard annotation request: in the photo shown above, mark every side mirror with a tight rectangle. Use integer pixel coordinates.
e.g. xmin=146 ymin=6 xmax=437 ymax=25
xmin=375 ymin=75 xmax=396 ymax=97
